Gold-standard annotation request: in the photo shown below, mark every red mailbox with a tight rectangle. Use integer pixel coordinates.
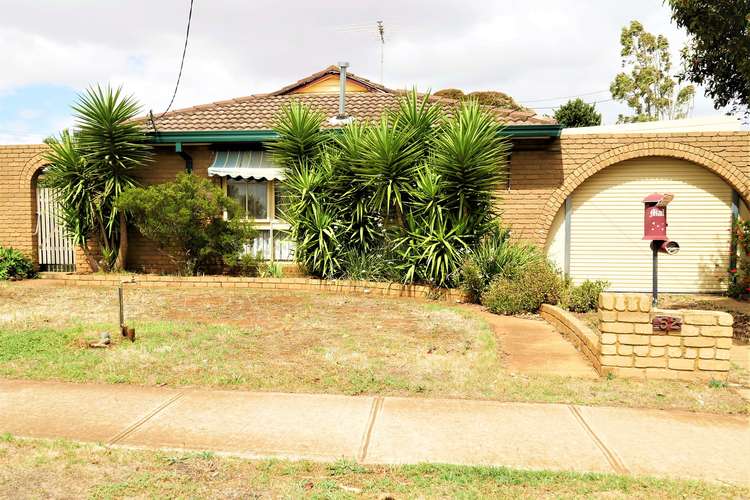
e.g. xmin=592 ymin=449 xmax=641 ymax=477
xmin=643 ymin=193 xmax=678 ymax=306
xmin=643 ymin=193 xmax=674 ymax=241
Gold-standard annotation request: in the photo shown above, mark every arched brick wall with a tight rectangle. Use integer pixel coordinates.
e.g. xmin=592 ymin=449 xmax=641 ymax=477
xmin=0 ymin=145 xmax=47 ymax=264
xmin=538 ymin=141 xmax=750 ymax=246
xmin=18 ymin=150 xmax=47 ymax=190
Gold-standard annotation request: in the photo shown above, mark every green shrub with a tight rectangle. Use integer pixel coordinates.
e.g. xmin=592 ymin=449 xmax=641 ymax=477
xmin=460 ymin=227 xmax=544 ymax=303
xmin=117 ymin=173 xmax=256 ymax=275
xmin=481 ymin=261 xmax=564 ymax=315
xmin=225 ymin=252 xmax=263 ymax=277
xmin=258 ymin=261 xmax=284 ymax=278
xmin=0 ymin=247 xmax=35 ymax=280
xmin=563 ymin=280 xmax=610 ymax=312
xmin=728 ymin=219 xmax=750 ymax=298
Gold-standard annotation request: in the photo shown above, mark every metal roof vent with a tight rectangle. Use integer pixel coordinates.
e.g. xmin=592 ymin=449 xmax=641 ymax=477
xmin=328 ymin=61 xmax=354 ymax=126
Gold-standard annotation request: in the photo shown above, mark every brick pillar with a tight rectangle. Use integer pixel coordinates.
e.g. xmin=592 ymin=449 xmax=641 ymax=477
xmin=597 ymin=293 xmax=732 ymax=380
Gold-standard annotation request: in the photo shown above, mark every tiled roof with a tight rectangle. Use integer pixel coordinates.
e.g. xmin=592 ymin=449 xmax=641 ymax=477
xmin=143 ymin=67 xmax=556 ymax=132
xmin=147 ymin=92 xmax=554 ymax=132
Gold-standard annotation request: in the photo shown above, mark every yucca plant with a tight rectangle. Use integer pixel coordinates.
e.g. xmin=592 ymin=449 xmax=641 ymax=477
xmin=271 ymin=90 xmax=512 ymax=286
xmin=355 ymin=116 xmax=422 ymax=223
xmin=332 ymin=123 xmax=382 ymax=253
xmin=432 ymin=99 xmax=511 ymax=222
xmin=268 ymin=101 xmax=328 ymax=169
xmin=43 ymin=85 xmax=152 ymax=272
xmin=390 ymin=89 xmax=444 ymax=161
xmin=395 ymin=210 xmax=471 ymax=287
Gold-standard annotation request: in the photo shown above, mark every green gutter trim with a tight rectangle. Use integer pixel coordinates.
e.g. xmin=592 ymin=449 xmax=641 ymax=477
xmin=148 ymin=124 xmax=561 ymax=144
xmin=502 ymin=124 xmax=562 ymax=138
xmin=150 ymin=130 xmax=279 ymax=144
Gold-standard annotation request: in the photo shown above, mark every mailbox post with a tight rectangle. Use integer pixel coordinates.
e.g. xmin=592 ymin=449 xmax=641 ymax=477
xmin=643 ymin=193 xmax=679 ymax=305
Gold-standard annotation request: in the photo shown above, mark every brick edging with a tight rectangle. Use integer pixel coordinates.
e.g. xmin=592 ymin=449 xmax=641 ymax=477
xmin=37 ymin=273 xmax=467 ymax=302
xmin=540 ymin=304 xmax=603 ymax=375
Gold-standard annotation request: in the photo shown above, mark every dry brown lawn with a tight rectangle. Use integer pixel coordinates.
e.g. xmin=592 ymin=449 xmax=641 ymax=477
xmin=1 ymin=435 xmax=745 ymax=500
xmin=0 ymin=282 xmax=747 ymax=414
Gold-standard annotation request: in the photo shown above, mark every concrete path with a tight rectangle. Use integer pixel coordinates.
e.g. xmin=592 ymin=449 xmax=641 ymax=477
xmin=470 ymin=307 xmax=597 ymax=378
xmin=1 ymin=379 xmax=748 ymax=485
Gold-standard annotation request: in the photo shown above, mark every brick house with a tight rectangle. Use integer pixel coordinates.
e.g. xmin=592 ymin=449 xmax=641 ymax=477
xmin=1 ymin=65 xmax=748 ymax=292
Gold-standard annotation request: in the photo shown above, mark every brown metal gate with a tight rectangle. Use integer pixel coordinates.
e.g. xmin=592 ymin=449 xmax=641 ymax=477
xmin=36 ymin=185 xmax=75 ymax=272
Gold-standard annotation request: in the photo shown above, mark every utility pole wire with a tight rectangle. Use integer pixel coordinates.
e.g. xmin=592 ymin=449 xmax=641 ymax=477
xmin=155 ymin=0 xmax=195 ymax=121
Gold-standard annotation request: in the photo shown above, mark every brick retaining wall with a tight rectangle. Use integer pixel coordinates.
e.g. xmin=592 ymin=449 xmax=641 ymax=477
xmin=541 ymin=293 xmax=733 ymax=381
xmin=38 ymin=273 xmax=466 ymax=303
xmin=540 ymin=304 xmax=602 ymax=375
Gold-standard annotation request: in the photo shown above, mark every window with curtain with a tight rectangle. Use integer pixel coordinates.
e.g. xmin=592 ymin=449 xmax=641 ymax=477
xmin=227 ymin=179 xmax=268 ymax=219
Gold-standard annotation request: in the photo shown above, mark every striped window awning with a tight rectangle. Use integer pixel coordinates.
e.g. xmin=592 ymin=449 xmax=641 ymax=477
xmin=208 ymin=150 xmax=284 ymax=181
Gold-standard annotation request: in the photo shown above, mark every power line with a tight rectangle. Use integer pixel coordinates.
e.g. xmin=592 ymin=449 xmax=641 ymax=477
xmin=519 ymin=89 xmax=610 ymax=104
xmin=531 ymin=98 xmax=615 ymax=110
xmin=155 ymin=0 xmax=195 ymax=121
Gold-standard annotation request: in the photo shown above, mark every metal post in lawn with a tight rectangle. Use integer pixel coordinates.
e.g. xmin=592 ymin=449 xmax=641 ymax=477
xmin=119 ymin=283 xmax=126 ymax=336
xmin=651 ymin=240 xmax=659 ymax=306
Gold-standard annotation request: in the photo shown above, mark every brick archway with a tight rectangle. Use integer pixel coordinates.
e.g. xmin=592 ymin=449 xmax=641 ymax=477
xmin=18 ymin=151 xmax=48 ymax=266
xmin=18 ymin=151 xmax=47 ymax=190
xmin=538 ymin=141 xmax=750 ymax=244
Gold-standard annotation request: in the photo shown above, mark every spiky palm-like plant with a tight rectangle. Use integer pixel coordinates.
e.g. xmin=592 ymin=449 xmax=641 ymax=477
xmin=431 ymin=99 xmax=511 ymax=226
xmin=43 ymin=85 xmax=152 ymax=271
xmin=271 ymin=91 xmax=511 ymax=286
xmin=268 ymin=101 xmax=327 ymax=170
xmin=355 ymin=116 xmax=422 ymax=222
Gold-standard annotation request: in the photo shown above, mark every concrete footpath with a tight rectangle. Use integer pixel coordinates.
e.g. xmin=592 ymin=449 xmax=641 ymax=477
xmin=1 ymin=379 xmax=748 ymax=486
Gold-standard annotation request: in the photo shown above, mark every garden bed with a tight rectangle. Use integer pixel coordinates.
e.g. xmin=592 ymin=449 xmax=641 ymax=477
xmin=659 ymin=294 xmax=750 ymax=344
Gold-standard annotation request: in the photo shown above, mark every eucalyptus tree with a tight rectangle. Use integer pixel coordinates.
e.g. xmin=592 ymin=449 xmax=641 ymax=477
xmin=610 ymin=20 xmax=695 ymax=123
xmin=43 ymin=85 xmax=153 ymax=272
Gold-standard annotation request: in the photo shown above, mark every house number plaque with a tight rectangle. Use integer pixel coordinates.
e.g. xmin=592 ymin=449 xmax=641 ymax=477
xmin=652 ymin=315 xmax=682 ymax=333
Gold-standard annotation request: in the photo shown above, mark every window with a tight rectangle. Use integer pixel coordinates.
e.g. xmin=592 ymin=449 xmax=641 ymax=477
xmin=227 ymin=179 xmax=269 ymax=220
xmin=224 ymin=177 xmax=294 ymax=261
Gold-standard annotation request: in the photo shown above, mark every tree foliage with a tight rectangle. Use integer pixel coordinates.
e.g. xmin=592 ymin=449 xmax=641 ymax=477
xmin=434 ymin=88 xmax=529 ymax=112
xmin=668 ymin=0 xmax=750 ymax=117
xmin=553 ymin=98 xmax=602 ymax=128
xmin=610 ymin=20 xmax=696 ymax=123
xmin=117 ymin=173 xmax=256 ymax=276
xmin=43 ymin=85 xmax=153 ymax=272
xmin=271 ymin=91 xmax=511 ymax=287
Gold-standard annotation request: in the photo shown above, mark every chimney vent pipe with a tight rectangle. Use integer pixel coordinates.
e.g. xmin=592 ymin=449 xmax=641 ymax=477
xmin=338 ymin=61 xmax=349 ymax=118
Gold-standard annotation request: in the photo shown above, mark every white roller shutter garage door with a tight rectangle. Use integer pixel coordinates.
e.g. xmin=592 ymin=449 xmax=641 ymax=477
xmin=562 ymin=157 xmax=733 ymax=292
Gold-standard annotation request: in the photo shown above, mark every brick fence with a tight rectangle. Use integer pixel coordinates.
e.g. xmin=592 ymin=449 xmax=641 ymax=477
xmin=541 ymin=292 xmax=733 ymax=380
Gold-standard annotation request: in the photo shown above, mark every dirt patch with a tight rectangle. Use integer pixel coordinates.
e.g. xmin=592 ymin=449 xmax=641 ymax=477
xmin=660 ymin=295 xmax=750 ymax=344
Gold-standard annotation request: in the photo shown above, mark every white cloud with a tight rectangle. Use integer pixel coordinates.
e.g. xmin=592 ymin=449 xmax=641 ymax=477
xmin=0 ymin=0 xmax=732 ymax=138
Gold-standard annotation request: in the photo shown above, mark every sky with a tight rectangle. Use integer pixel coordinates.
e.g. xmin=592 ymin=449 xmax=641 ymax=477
xmin=0 ymin=0 xmax=733 ymax=144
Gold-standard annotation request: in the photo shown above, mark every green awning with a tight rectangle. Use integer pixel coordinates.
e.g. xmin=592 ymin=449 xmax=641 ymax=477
xmin=208 ymin=150 xmax=284 ymax=181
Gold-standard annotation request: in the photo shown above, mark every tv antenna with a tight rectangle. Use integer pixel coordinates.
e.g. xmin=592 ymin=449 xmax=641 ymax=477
xmin=377 ymin=20 xmax=385 ymax=84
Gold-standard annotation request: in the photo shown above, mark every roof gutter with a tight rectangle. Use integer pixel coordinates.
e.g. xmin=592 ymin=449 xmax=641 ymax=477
xmin=149 ymin=124 xmax=561 ymax=145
